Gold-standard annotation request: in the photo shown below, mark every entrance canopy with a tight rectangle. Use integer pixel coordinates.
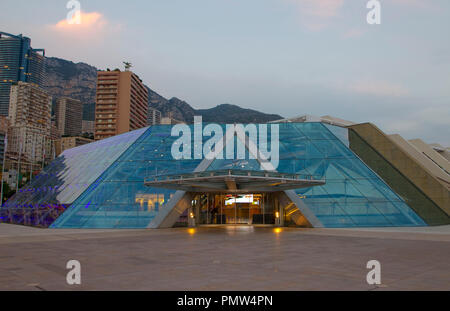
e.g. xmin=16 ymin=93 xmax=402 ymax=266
xmin=144 ymin=169 xmax=325 ymax=193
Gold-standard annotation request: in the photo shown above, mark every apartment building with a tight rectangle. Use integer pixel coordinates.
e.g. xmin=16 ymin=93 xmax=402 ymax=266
xmin=55 ymin=97 xmax=83 ymax=137
xmin=7 ymin=81 xmax=51 ymax=164
xmin=148 ymin=107 xmax=162 ymax=126
xmin=55 ymin=136 xmax=93 ymax=156
xmin=95 ymin=70 xmax=148 ymax=140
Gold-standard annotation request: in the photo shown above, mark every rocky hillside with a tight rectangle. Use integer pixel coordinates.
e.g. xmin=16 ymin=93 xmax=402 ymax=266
xmin=146 ymin=90 xmax=196 ymax=122
xmin=197 ymin=104 xmax=282 ymax=123
xmin=43 ymin=57 xmax=283 ymax=123
xmin=44 ymin=57 xmax=97 ymax=105
xmin=147 ymin=92 xmax=283 ymax=123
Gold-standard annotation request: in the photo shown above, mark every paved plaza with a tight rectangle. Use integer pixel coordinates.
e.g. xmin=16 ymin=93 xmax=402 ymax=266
xmin=0 ymin=224 xmax=449 ymax=291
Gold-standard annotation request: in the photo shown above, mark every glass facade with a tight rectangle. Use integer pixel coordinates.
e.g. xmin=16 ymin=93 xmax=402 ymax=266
xmin=0 ymin=32 xmax=45 ymax=116
xmin=51 ymin=125 xmax=201 ymax=228
xmin=279 ymin=122 xmax=425 ymax=227
xmin=1 ymin=122 xmax=426 ymax=228
xmin=0 ymin=128 xmax=146 ymax=227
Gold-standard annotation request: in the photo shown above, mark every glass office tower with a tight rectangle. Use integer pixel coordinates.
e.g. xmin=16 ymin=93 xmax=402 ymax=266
xmin=0 ymin=31 xmax=45 ymax=116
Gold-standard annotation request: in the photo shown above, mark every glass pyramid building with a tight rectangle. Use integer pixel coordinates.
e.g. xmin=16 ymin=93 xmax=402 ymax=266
xmin=0 ymin=122 xmax=426 ymax=228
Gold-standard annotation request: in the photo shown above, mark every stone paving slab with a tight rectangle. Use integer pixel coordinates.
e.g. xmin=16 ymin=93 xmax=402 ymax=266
xmin=0 ymin=224 xmax=449 ymax=290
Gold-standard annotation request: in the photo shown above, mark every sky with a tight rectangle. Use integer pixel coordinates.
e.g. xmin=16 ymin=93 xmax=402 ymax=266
xmin=1 ymin=0 xmax=449 ymax=145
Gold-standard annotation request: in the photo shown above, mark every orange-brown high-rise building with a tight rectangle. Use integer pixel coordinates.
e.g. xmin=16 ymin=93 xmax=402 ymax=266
xmin=94 ymin=70 xmax=148 ymax=140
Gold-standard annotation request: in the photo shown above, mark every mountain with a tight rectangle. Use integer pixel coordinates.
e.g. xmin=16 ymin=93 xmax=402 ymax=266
xmin=43 ymin=57 xmax=283 ymax=123
xmin=146 ymin=88 xmax=196 ymax=122
xmin=44 ymin=57 xmax=97 ymax=105
xmin=196 ymin=104 xmax=282 ymax=123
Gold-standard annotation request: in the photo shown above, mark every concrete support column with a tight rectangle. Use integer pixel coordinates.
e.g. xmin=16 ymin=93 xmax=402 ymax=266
xmin=188 ymin=208 xmax=196 ymax=228
xmin=279 ymin=194 xmax=285 ymax=227
xmin=195 ymin=195 xmax=201 ymax=225
xmin=274 ymin=194 xmax=283 ymax=227
xmin=188 ymin=195 xmax=198 ymax=228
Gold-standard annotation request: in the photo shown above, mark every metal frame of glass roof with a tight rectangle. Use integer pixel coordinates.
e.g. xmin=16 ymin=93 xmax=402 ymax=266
xmin=144 ymin=169 xmax=326 ymax=193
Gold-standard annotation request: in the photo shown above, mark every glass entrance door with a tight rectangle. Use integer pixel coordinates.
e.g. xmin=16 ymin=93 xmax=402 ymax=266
xmin=222 ymin=194 xmax=262 ymax=224
xmin=186 ymin=193 xmax=279 ymax=226
xmin=236 ymin=201 xmax=250 ymax=224
xmin=198 ymin=193 xmax=275 ymax=225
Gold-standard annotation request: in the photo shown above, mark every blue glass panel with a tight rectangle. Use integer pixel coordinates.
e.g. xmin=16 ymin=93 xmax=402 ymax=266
xmin=285 ymin=123 xmax=425 ymax=227
xmin=293 ymin=122 xmax=337 ymax=140
xmin=52 ymin=126 xmax=190 ymax=228
xmin=312 ymin=140 xmax=354 ymax=158
xmin=323 ymin=124 xmax=350 ymax=147
xmin=0 ymin=127 xmax=147 ymax=227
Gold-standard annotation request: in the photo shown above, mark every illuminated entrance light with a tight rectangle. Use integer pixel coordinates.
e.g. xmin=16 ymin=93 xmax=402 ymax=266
xmin=225 ymin=194 xmax=254 ymax=205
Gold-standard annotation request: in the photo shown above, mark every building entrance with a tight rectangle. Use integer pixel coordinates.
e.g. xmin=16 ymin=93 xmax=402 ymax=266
xmin=145 ymin=169 xmax=324 ymax=228
xmin=194 ymin=193 xmax=278 ymax=225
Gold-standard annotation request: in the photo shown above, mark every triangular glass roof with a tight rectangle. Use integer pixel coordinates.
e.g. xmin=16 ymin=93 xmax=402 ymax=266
xmin=0 ymin=122 xmax=426 ymax=228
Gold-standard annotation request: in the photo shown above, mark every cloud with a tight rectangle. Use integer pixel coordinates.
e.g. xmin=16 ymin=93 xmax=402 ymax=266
xmin=348 ymin=80 xmax=410 ymax=97
xmin=41 ymin=11 xmax=124 ymax=64
xmin=382 ymin=106 xmax=450 ymax=145
xmin=49 ymin=11 xmax=120 ymax=39
xmin=289 ymin=0 xmax=345 ymax=30
xmin=390 ymin=0 xmax=430 ymax=8
xmin=54 ymin=11 xmax=106 ymax=29
xmin=299 ymin=0 xmax=344 ymax=17
xmin=342 ymin=28 xmax=365 ymax=39
xmin=288 ymin=0 xmax=432 ymax=31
